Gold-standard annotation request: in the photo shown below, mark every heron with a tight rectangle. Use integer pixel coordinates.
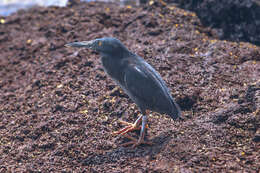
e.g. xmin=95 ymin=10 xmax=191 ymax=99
xmin=66 ymin=37 xmax=181 ymax=147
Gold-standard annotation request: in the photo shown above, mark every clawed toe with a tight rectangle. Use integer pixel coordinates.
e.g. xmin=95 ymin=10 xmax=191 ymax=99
xmin=112 ymin=122 xmax=140 ymax=136
xmin=118 ymin=120 xmax=134 ymax=126
xmin=113 ymin=115 xmax=152 ymax=148
xmin=112 ymin=117 xmax=142 ymax=136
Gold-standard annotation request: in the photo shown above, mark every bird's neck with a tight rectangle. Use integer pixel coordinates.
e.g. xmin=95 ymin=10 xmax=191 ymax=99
xmin=101 ymin=54 xmax=128 ymax=84
xmin=101 ymin=49 xmax=132 ymax=59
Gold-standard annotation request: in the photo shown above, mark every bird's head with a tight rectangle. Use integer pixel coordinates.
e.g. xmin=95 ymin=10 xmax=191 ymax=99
xmin=65 ymin=37 xmax=129 ymax=56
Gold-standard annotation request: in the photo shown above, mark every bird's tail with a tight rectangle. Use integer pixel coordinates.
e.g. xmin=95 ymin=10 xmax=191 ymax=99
xmin=169 ymin=100 xmax=182 ymax=120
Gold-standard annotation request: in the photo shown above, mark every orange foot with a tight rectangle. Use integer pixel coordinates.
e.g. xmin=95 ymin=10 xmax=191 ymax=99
xmin=113 ymin=118 xmax=142 ymax=136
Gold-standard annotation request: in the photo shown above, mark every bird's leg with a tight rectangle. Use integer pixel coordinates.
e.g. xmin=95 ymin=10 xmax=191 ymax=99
xmin=121 ymin=115 xmax=152 ymax=147
xmin=113 ymin=115 xmax=143 ymax=136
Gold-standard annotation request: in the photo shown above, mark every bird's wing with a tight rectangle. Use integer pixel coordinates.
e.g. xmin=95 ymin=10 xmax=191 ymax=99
xmin=123 ymin=61 xmax=171 ymax=112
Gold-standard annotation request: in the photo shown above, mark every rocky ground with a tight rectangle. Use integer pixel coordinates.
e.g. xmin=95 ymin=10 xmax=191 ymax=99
xmin=0 ymin=0 xmax=259 ymax=172
xmin=170 ymin=0 xmax=260 ymax=46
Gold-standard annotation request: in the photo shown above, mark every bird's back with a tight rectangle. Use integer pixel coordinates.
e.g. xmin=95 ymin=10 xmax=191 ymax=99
xmin=121 ymin=55 xmax=181 ymax=119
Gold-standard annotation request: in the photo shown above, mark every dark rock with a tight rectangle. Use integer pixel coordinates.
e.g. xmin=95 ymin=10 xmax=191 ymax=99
xmin=170 ymin=0 xmax=260 ymax=45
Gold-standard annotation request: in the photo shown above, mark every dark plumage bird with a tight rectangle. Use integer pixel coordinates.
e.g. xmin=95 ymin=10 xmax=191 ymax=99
xmin=66 ymin=37 xmax=181 ymax=147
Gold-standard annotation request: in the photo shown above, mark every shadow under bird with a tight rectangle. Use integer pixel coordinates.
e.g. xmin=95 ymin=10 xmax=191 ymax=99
xmin=66 ymin=37 xmax=181 ymax=147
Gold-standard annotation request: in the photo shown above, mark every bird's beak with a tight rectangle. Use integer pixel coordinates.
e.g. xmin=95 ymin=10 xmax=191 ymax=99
xmin=65 ymin=40 xmax=95 ymax=48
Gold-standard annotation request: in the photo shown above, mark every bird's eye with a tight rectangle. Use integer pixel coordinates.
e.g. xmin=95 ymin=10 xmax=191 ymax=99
xmin=98 ymin=41 xmax=102 ymax=46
